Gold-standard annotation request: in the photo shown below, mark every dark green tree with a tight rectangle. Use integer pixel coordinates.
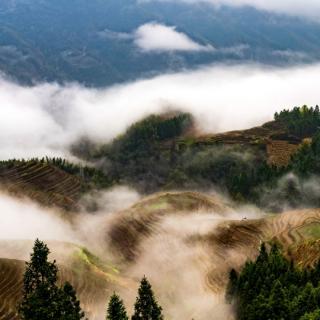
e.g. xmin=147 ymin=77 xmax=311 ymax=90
xmin=106 ymin=293 xmax=128 ymax=320
xmin=300 ymin=309 xmax=320 ymax=320
xmin=60 ymin=282 xmax=85 ymax=320
xmin=19 ymin=239 xmax=85 ymax=320
xmin=19 ymin=239 xmax=60 ymax=320
xmin=132 ymin=276 xmax=163 ymax=320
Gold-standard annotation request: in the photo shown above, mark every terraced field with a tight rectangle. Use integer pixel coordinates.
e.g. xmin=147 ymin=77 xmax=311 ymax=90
xmin=1 ymin=192 xmax=320 ymax=320
xmin=266 ymin=140 xmax=300 ymax=167
xmin=0 ymin=161 xmax=83 ymax=210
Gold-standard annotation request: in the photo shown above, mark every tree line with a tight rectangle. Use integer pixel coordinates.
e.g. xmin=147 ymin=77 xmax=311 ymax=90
xmin=274 ymin=105 xmax=320 ymax=138
xmin=227 ymin=243 xmax=320 ymax=320
xmin=19 ymin=240 xmax=163 ymax=320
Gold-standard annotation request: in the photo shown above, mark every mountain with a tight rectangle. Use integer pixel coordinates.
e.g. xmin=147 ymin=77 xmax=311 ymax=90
xmin=1 ymin=0 xmax=320 ymax=86
xmin=1 ymin=107 xmax=320 ymax=319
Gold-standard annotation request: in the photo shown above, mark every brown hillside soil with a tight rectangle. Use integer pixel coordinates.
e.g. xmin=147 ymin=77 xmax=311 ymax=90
xmin=0 ymin=162 xmax=83 ymax=210
xmin=266 ymin=140 xmax=300 ymax=167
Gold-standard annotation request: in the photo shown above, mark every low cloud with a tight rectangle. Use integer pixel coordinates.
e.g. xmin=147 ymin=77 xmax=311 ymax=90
xmin=0 ymin=193 xmax=76 ymax=242
xmin=1 ymin=63 xmax=320 ymax=160
xmin=133 ymin=22 xmax=214 ymax=52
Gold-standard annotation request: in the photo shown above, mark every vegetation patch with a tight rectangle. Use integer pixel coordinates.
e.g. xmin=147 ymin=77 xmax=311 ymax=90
xmin=299 ymin=223 xmax=320 ymax=240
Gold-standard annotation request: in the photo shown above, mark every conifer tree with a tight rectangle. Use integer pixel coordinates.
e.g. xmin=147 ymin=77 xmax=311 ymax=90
xmin=60 ymin=282 xmax=86 ymax=320
xmin=132 ymin=276 xmax=163 ymax=320
xmin=19 ymin=239 xmax=60 ymax=320
xmin=106 ymin=293 xmax=128 ymax=320
xmin=19 ymin=239 xmax=85 ymax=320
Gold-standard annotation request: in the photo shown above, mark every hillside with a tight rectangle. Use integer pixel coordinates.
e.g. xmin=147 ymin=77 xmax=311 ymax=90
xmin=0 ymin=108 xmax=315 ymax=210
xmin=188 ymin=120 xmax=301 ymax=167
xmin=0 ymin=161 xmax=84 ymax=210
xmin=1 ymin=191 xmax=320 ymax=319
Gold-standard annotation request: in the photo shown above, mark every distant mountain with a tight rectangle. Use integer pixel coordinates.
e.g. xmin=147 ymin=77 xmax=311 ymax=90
xmin=1 ymin=0 xmax=320 ymax=86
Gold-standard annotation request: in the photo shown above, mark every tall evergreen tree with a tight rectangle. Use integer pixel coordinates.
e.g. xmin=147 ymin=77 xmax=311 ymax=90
xmin=19 ymin=239 xmax=85 ymax=320
xmin=132 ymin=276 xmax=163 ymax=320
xmin=106 ymin=293 xmax=128 ymax=320
xmin=19 ymin=239 xmax=60 ymax=320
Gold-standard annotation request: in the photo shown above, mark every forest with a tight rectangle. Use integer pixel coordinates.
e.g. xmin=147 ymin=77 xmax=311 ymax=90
xmin=227 ymin=243 xmax=320 ymax=320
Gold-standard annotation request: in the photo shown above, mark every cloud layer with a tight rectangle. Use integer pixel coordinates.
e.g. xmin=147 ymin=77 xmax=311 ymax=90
xmin=1 ymin=63 xmax=320 ymax=160
xmin=133 ymin=22 xmax=214 ymax=52
xmin=141 ymin=0 xmax=320 ymax=20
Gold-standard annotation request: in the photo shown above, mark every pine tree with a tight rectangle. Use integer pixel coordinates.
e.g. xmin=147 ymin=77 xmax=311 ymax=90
xmin=19 ymin=239 xmax=60 ymax=320
xmin=19 ymin=239 xmax=85 ymax=320
xmin=59 ymin=282 xmax=86 ymax=320
xmin=269 ymin=280 xmax=289 ymax=320
xmin=132 ymin=276 xmax=163 ymax=320
xmin=106 ymin=293 xmax=128 ymax=320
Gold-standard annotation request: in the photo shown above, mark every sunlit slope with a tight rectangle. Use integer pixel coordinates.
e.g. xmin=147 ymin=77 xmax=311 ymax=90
xmin=0 ymin=161 xmax=83 ymax=210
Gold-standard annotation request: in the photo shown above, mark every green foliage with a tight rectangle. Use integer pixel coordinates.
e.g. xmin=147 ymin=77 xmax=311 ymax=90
xmin=98 ymin=113 xmax=192 ymax=190
xmin=19 ymin=239 xmax=85 ymax=320
xmin=106 ymin=113 xmax=191 ymax=158
xmin=290 ymin=132 xmax=320 ymax=176
xmin=59 ymin=282 xmax=85 ymax=320
xmin=274 ymin=105 xmax=320 ymax=138
xmin=300 ymin=309 xmax=320 ymax=320
xmin=228 ymin=243 xmax=320 ymax=320
xmin=106 ymin=293 xmax=128 ymax=320
xmin=132 ymin=276 xmax=163 ymax=320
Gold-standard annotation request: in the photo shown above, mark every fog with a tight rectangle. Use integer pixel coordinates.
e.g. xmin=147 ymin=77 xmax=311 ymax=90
xmin=0 ymin=193 xmax=76 ymax=242
xmin=1 ymin=63 xmax=320 ymax=160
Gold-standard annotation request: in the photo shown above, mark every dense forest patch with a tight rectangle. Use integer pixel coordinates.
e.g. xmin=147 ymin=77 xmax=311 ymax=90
xmin=227 ymin=243 xmax=320 ymax=320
